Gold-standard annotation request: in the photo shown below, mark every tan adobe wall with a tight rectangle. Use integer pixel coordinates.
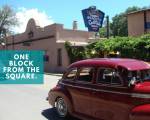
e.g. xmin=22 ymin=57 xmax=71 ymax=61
xmin=128 ymin=12 xmax=145 ymax=36
xmin=146 ymin=10 xmax=150 ymax=22
xmin=6 ymin=19 xmax=57 ymax=45
xmin=145 ymin=11 xmax=150 ymax=34
xmin=1 ymin=18 xmax=95 ymax=72
xmin=58 ymin=29 xmax=95 ymax=43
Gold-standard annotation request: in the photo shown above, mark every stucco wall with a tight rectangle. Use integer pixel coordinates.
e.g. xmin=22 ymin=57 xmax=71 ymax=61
xmin=1 ymin=18 xmax=94 ymax=73
xmin=128 ymin=12 xmax=145 ymax=36
xmin=145 ymin=11 xmax=150 ymax=33
xmin=59 ymin=29 xmax=95 ymax=42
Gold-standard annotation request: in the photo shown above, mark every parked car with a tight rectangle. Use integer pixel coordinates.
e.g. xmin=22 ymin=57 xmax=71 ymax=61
xmin=47 ymin=58 xmax=150 ymax=120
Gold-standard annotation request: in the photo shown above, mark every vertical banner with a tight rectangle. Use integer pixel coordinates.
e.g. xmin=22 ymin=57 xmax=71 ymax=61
xmin=82 ymin=6 xmax=105 ymax=32
xmin=0 ymin=50 xmax=44 ymax=84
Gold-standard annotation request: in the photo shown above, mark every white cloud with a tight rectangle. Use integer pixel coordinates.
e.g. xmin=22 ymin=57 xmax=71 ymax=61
xmin=13 ymin=7 xmax=54 ymax=33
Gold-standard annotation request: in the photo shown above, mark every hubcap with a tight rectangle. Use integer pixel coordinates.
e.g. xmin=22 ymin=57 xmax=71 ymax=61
xmin=56 ymin=98 xmax=67 ymax=117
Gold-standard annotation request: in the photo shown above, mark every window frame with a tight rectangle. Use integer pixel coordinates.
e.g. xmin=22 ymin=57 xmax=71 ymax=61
xmin=63 ymin=67 xmax=77 ymax=81
xmin=76 ymin=67 xmax=95 ymax=83
xmin=96 ymin=67 xmax=124 ymax=86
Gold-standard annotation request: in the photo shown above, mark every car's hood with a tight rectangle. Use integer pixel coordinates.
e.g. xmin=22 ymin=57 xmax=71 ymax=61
xmin=133 ymin=81 xmax=150 ymax=93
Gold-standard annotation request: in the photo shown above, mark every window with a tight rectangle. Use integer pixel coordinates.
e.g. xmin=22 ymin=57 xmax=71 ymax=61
xmin=97 ymin=68 xmax=122 ymax=85
xmin=57 ymin=48 xmax=62 ymax=66
xmin=78 ymin=67 xmax=94 ymax=82
xmin=127 ymin=69 xmax=150 ymax=83
xmin=44 ymin=55 xmax=49 ymax=62
xmin=65 ymin=68 xmax=77 ymax=80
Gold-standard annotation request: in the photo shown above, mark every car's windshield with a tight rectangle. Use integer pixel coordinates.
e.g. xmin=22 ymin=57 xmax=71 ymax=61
xmin=128 ymin=69 xmax=150 ymax=82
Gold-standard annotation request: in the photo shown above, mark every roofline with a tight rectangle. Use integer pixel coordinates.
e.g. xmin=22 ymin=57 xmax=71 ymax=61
xmin=128 ymin=8 xmax=150 ymax=15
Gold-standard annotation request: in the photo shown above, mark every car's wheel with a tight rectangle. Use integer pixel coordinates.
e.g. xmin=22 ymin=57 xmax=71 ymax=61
xmin=55 ymin=97 xmax=68 ymax=118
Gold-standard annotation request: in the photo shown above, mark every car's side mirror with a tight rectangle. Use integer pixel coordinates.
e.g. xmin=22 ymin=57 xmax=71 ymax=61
xmin=128 ymin=77 xmax=136 ymax=88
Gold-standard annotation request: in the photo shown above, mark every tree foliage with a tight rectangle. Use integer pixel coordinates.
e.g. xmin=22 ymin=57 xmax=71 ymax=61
xmin=99 ymin=27 xmax=106 ymax=38
xmin=0 ymin=5 xmax=18 ymax=43
xmin=110 ymin=6 xmax=141 ymax=37
xmin=86 ymin=34 xmax=150 ymax=60
xmin=65 ymin=34 xmax=150 ymax=62
xmin=64 ymin=41 xmax=86 ymax=63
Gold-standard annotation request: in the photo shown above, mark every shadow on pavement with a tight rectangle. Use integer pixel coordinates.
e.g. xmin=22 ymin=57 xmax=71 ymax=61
xmin=41 ymin=108 xmax=80 ymax=120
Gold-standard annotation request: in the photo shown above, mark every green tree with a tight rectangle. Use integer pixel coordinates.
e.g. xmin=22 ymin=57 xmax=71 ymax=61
xmin=110 ymin=6 xmax=141 ymax=37
xmin=0 ymin=5 xmax=18 ymax=43
xmin=99 ymin=27 xmax=106 ymax=38
xmin=65 ymin=41 xmax=86 ymax=63
xmin=65 ymin=34 xmax=150 ymax=62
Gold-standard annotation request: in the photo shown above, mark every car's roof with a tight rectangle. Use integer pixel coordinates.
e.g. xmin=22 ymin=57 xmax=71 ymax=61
xmin=69 ymin=58 xmax=150 ymax=71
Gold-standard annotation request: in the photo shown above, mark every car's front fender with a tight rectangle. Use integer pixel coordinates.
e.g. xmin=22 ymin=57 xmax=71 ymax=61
xmin=48 ymin=86 xmax=74 ymax=114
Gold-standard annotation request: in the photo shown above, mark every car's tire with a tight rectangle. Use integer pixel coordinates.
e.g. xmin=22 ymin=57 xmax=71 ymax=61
xmin=55 ymin=97 xmax=68 ymax=118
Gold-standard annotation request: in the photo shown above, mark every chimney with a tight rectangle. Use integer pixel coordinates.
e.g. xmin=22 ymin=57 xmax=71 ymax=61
xmin=73 ymin=21 xmax=77 ymax=30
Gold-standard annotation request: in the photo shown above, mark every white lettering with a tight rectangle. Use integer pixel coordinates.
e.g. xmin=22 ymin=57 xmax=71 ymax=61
xmin=14 ymin=54 xmax=29 ymax=60
xmin=3 ymin=67 xmax=24 ymax=73
xmin=9 ymin=61 xmax=33 ymax=66
xmin=5 ymin=73 xmax=35 ymax=80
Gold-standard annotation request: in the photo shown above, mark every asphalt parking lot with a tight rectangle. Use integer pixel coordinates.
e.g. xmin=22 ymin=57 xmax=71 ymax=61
xmin=0 ymin=74 xmax=79 ymax=120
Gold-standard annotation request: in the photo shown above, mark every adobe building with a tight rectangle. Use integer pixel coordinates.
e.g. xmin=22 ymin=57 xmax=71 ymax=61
xmin=128 ymin=9 xmax=150 ymax=36
xmin=1 ymin=18 xmax=95 ymax=72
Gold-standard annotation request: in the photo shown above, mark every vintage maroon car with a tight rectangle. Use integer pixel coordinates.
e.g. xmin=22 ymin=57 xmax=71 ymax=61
xmin=48 ymin=58 xmax=150 ymax=120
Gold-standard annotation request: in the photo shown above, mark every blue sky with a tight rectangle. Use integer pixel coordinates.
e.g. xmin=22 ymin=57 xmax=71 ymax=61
xmin=1 ymin=0 xmax=150 ymax=32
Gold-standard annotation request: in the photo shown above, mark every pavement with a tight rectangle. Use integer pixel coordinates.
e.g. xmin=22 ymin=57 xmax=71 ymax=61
xmin=0 ymin=74 xmax=78 ymax=120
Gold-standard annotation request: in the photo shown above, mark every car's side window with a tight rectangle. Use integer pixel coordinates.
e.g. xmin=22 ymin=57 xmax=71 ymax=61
xmin=77 ymin=67 xmax=94 ymax=82
xmin=97 ymin=68 xmax=122 ymax=85
xmin=65 ymin=68 xmax=77 ymax=80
